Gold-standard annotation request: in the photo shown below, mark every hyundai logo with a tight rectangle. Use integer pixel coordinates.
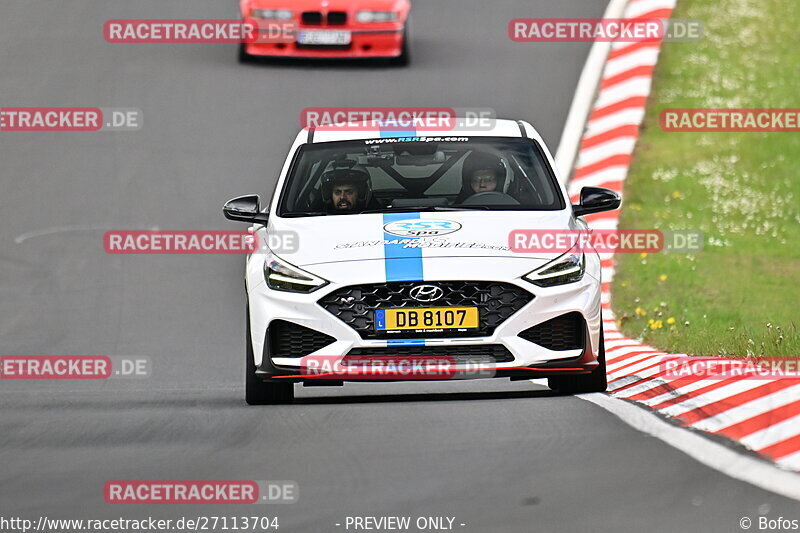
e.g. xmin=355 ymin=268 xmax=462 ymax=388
xmin=409 ymin=285 xmax=444 ymax=302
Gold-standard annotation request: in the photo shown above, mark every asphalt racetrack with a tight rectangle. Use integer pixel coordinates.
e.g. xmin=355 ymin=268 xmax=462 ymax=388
xmin=0 ymin=1 xmax=798 ymax=531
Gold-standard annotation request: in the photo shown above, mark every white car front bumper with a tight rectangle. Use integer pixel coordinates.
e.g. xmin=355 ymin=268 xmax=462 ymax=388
xmin=247 ymin=255 xmax=602 ymax=381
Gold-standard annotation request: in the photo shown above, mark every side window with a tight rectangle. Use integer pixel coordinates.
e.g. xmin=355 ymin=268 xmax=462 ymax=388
xmin=527 ymin=155 xmax=556 ymax=205
xmin=289 ymin=158 xmax=326 ymax=211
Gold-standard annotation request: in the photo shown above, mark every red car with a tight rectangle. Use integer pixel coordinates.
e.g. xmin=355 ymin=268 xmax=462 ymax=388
xmin=239 ymin=0 xmax=411 ymax=64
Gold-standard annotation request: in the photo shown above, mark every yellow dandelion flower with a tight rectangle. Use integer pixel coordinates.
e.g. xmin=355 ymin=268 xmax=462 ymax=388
xmin=640 ymin=253 xmax=648 ymax=259
xmin=667 ymin=317 xmax=676 ymax=324
xmin=635 ymin=307 xmax=647 ymax=317
xmin=659 ymin=274 xmax=668 ymax=281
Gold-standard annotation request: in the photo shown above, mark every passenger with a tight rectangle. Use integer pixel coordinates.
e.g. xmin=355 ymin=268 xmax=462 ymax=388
xmin=455 ymin=151 xmax=506 ymax=203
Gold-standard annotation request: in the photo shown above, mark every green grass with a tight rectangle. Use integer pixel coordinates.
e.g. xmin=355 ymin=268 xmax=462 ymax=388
xmin=611 ymin=0 xmax=800 ymax=358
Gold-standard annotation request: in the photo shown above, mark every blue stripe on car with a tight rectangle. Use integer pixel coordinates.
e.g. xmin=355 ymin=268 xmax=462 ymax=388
xmin=382 ymin=212 xmax=423 ymax=282
xmin=380 ymin=121 xmax=424 ymax=345
xmin=387 ymin=339 xmax=426 ymax=346
xmin=379 ymin=121 xmax=416 ymax=139
xmin=380 ymin=129 xmax=416 ymax=138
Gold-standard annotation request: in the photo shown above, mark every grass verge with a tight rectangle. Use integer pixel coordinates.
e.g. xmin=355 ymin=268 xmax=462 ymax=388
xmin=611 ymin=0 xmax=800 ymax=357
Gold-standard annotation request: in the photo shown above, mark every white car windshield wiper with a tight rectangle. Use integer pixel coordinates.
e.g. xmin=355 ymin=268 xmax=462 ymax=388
xmin=281 ymin=211 xmax=328 ymax=217
xmin=427 ymin=206 xmax=490 ymax=211
xmin=360 ymin=205 xmax=490 ymax=214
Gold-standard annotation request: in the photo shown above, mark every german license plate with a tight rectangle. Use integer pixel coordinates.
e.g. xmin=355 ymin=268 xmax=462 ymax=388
xmin=375 ymin=307 xmax=479 ymax=331
xmin=297 ymin=30 xmax=352 ymax=45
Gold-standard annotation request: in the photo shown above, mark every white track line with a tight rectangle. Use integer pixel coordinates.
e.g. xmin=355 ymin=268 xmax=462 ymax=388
xmin=627 ymin=0 xmax=676 ymax=17
xmin=591 ymin=80 xmax=652 ymax=112
xmin=604 ymin=48 xmax=662 ymax=77
xmin=568 ymin=166 xmax=629 ymax=193
xmin=777 ymin=451 xmax=800 ymax=471
xmin=614 ymin=376 xmax=676 ymax=398
xmin=744 ymin=414 xmax=800 ymax=451
xmin=608 ymin=363 xmax=666 ymax=389
xmin=606 ymin=351 xmax=662 ymax=372
xmin=691 ymin=385 xmax=800 ymax=434
xmin=639 ymin=378 xmax=726 ymax=406
xmin=578 ymin=393 xmax=800 ymax=500
xmin=605 ymin=339 xmax=647 ymax=349
xmin=576 ymin=138 xmax=638 ymax=167
xmin=658 ymin=380 xmax=770 ymax=418
xmin=608 ymin=354 xmax=674 ymax=376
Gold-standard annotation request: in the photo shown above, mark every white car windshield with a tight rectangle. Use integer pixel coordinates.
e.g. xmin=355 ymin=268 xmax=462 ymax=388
xmin=277 ymin=137 xmax=565 ymax=216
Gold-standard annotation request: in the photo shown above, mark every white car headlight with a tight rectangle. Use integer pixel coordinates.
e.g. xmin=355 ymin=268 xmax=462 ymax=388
xmin=523 ymin=248 xmax=586 ymax=287
xmin=250 ymin=9 xmax=293 ymax=20
xmin=264 ymin=253 xmax=328 ymax=293
xmin=356 ymin=11 xmax=398 ymax=23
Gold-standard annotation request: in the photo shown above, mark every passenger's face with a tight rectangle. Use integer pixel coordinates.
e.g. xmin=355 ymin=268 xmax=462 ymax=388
xmin=470 ymin=170 xmax=498 ymax=193
xmin=332 ymin=184 xmax=358 ymax=211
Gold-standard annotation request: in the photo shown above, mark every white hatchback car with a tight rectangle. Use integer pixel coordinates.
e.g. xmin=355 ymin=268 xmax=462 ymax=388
xmin=223 ymin=119 xmax=620 ymax=404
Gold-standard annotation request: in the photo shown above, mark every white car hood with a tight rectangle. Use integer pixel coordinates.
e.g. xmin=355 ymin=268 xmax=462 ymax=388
xmin=266 ymin=210 xmax=577 ymax=268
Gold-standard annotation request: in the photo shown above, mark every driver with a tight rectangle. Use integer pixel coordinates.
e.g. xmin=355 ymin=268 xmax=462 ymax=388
xmin=331 ymin=179 xmax=359 ymax=212
xmin=455 ymin=151 xmax=506 ymax=203
xmin=321 ymin=166 xmax=373 ymax=213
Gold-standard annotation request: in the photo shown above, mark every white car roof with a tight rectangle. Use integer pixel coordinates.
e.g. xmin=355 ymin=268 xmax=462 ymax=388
xmin=296 ymin=118 xmax=543 ymax=144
